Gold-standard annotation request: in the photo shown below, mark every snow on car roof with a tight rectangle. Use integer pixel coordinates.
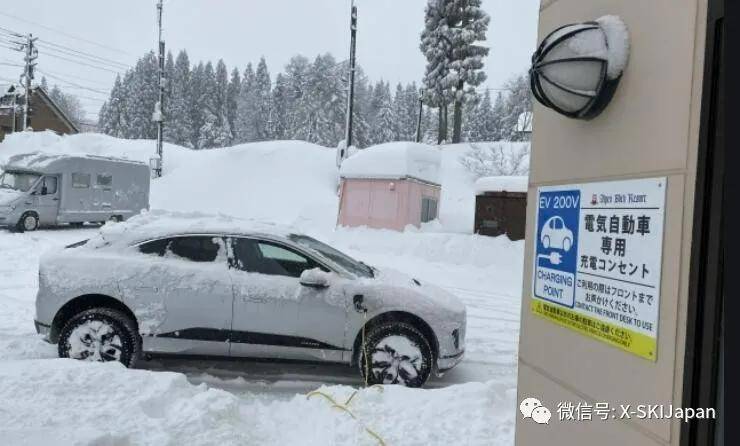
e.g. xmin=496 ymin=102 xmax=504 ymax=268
xmin=3 ymin=152 xmax=146 ymax=173
xmin=88 ymin=210 xmax=295 ymax=248
xmin=339 ymin=142 xmax=442 ymax=185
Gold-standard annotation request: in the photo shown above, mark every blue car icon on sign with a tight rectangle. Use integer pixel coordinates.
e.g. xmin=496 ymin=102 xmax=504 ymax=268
xmin=540 ymin=216 xmax=574 ymax=252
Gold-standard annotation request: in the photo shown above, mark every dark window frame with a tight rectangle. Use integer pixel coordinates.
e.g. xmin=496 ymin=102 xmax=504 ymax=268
xmin=229 ymin=237 xmax=328 ymax=278
xmin=71 ymin=172 xmax=91 ymax=189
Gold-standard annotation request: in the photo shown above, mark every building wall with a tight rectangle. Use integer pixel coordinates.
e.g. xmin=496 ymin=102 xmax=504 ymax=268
xmin=0 ymin=92 xmax=77 ymax=141
xmin=516 ymin=0 xmax=707 ymax=445
xmin=337 ymin=178 xmax=441 ymax=231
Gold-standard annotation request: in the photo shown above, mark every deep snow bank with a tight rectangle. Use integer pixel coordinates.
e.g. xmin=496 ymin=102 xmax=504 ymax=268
xmin=0 ymin=359 xmax=516 ymax=446
xmin=0 ymin=132 xmax=529 ymax=234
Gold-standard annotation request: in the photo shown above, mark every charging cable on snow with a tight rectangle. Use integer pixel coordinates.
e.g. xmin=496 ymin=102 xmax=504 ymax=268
xmin=306 ymin=386 xmax=386 ymax=445
xmin=305 ymin=303 xmax=387 ymax=445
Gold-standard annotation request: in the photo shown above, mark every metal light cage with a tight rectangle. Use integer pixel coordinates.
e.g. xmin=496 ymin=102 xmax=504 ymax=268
xmin=529 ymin=21 xmax=623 ymax=120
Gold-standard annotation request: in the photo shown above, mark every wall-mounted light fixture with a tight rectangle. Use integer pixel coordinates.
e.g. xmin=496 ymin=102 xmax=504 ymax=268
xmin=530 ymin=15 xmax=629 ymax=120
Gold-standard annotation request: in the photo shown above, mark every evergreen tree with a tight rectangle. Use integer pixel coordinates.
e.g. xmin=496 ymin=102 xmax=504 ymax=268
xmin=188 ymin=62 xmax=206 ymax=148
xmin=235 ymin=63 xmax=258 ymax=143
xmin=164 ymin=50 xmax=192 ymax=147
xmin=446 ymin=0 xmax=490 ymax=142
xmin=254 ymin=57 xmax=272 ymax=141
xmin=271 ymin=73 xmax=288 ymax=140
xmin=282 ymin=55 xmax=311 ymax=140
xmin=369 ymin=82 xmax=395 ymax=144
xmin=226 ymin=67 xmax=241 ymax=140
xmin=421 ymin=0 xmax=453 ymax=144
xmin=214 ymin=59 xmax=232 ymax=145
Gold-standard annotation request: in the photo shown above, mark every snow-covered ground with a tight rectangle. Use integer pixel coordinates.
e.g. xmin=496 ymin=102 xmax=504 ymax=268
xmin=0 ymin=132 xmax=525 ymax=445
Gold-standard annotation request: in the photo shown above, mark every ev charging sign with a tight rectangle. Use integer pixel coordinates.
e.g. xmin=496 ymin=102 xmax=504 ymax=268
xmin=531 ymin=178 xmax=666 ymax=361
xmin=534 ymin=190 xmax=580 ymax=307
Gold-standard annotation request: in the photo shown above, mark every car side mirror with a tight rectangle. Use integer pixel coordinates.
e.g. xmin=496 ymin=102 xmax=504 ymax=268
xmin=299 ymin=268 xmax=331 ymax=288
xmin=41 ymin=186 xmax=48 ymax=195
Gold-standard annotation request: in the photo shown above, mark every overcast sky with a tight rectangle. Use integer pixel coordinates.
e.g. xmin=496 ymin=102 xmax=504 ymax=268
xmin=0 ymin=0 xmax=539 ymax=123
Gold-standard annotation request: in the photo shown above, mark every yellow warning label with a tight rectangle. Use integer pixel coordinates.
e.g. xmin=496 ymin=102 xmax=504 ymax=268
xmin=531 ymin=300 xmax=657 ymax=361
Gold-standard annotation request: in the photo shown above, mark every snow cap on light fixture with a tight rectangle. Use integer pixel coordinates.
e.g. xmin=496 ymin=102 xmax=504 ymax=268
xmin=529 ymin=15 xmax=630 ymax=120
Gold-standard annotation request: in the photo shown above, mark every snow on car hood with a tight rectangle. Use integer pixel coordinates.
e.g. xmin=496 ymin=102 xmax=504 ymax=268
xmin=0 ymin=188 xmax=23 ymax=206
xmin=370 ymin=266 xmax=466 ymax=315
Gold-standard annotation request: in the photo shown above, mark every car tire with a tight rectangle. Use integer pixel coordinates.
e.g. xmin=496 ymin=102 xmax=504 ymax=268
xmin=58 ymin=307 xmax=140 ymax=368
xmin=16 ymin=212 xmax=39 ymax=233
xmin=359 ymin=322 xmax=433 ymax=388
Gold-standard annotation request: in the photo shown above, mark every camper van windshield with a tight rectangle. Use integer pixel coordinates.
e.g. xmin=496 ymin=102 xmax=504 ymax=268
xmin=0 ymin=171 xmax=41 ymax=192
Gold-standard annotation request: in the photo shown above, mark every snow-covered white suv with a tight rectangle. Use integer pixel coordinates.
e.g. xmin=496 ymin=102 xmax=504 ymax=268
xmin=34 ymin=211 xmax=466 ymax=387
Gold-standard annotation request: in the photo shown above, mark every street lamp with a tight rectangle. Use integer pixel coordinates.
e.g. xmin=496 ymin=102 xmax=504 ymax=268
xmin=529 ymin=15 xmax=630 ymax=120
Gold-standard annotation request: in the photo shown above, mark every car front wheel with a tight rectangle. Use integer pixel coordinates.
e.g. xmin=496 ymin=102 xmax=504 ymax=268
xmin=359 ymin=322 xmax=433 ymax=388
xmin=58 ymin=307 xmax=140 ymax=368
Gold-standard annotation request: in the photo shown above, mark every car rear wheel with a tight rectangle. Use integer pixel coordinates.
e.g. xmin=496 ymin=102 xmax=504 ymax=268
xmin=359 ymin=322 xmax=433 ymax=388
xmin=58 ymin=308 xmax=140 ymax=368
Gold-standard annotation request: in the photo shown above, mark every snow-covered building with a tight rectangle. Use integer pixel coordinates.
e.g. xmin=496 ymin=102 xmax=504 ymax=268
xmin=473 ymin=175 xmax=528 ymax=240
xmin=0 ymin=86 xmax=79 ymax=141
xmin=337 ymin=142 xmax=442 ymax=231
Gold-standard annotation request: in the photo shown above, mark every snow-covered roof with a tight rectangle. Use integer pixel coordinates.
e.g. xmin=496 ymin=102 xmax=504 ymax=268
xmin=3 ymin=151 xmax=146 ymax=173
xmin=340 ymin=142 xmax=442 ymax=185
xmin=475 ymin=176 xmax=528 ymax=194
xmin=88 ymin=209 xmax=295 ymax=248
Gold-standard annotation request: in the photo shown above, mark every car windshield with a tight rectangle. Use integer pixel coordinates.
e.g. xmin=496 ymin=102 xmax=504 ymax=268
xmin=0 ymin=171 xmax=41 ymax=192
xmin=288 ymin=234 xmax=374 ymax=278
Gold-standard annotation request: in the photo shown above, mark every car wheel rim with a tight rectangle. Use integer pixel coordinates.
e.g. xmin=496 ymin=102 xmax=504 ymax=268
xmin=370 ymin=335 xmax=423 ymax=385
xmin=24 ymin=216 xmax=36 ymax=231
xmin=67 ymin=320 xmax=123 ymax=362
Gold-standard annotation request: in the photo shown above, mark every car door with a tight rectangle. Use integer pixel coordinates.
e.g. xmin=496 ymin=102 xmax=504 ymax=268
xmin=34 ymin=176 xmax=60 ymax=225
xmin=227 ymin=237 xmax=347 ymax=361
xmin=119 ymin=235 xmax=233 ymax=356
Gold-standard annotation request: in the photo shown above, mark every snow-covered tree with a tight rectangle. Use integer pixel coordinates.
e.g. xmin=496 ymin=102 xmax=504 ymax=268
xmin=421 ymin=0 xmax=489 ymax=144
xmin=254 ymin=57 xmax=272 ymax=141
xmin=499 ymin=74 xmax=533 ymax=142
xmin=226 ymin=67 xmax=241 ymax=140
xmin=458 ymin=142 xmax=530 ymax=178
xmin=235 ymin=63 xmax=258 ymax=143
xmin=164 ymin=50 xmax=193 ymax=147
xmin=369 ymin=81 xmax=395 ymax=144
xmin=47 ymin=85 xmax=86 ymax=128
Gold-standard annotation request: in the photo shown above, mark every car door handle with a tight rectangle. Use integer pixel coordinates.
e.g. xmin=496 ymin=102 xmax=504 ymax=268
xmin=52 ymin=198 xmax=59 ymax=201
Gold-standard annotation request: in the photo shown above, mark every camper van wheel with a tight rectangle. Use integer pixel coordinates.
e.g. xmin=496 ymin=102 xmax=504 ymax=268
xmin=17 ymin=213 xmax=39 ymax=232
xmin=109 ymin=215 xmax=123 ymax=223
xmin=69 ymin=222 xmax=85 ymax=228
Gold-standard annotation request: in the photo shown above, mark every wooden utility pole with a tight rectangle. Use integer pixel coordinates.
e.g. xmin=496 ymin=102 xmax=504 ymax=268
xmin=22 ymin=34 xmax=38 ymax=131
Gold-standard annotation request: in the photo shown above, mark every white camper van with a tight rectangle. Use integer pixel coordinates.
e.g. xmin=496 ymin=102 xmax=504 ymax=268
xmin=0 ymin=153 xmax=150 ymax=232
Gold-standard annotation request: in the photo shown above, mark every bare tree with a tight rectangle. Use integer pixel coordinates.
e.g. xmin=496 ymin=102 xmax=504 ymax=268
xmin=458 ymin=142 xmax=530 ymax=178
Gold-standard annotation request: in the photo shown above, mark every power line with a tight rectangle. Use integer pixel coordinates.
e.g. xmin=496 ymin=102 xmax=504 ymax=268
xmin=0 ymin=11 xmax=131 ymax=56
xmin=37 ymin=40 xmax=130 ymax=70
xmin=35 ymin=67 xmax=111 ymax=88
xmin=38 ymin=69 xmax=112 ymax=95
xmin=40 ymin=51 xmax=122 ymax=74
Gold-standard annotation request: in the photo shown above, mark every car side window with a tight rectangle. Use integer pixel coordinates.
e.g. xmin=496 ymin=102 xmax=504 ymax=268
xmin=230 ymin=238 xmax=325 ymax=278
xmin=41 ymin=176 xmax=57 ymax=195
xmin=138 ymin=236 xmax=223 ymax=262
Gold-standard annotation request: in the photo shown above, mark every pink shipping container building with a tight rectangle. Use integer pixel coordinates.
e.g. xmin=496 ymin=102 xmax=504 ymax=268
xmin=337 ymin=142 xmax=442 ymax=231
